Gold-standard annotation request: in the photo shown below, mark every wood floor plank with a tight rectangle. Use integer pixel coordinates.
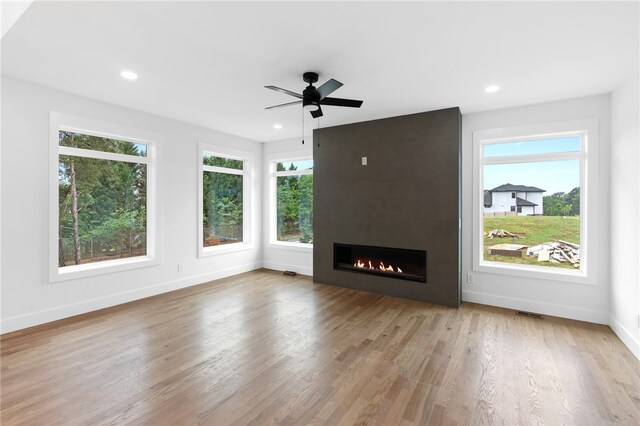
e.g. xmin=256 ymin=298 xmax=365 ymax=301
xmin=2 ymin=269 xmax=638 ymax=425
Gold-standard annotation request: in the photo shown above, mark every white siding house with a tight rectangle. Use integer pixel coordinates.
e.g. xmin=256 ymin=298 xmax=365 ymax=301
xmin=484 ymin=184 xmax=545 ymax=215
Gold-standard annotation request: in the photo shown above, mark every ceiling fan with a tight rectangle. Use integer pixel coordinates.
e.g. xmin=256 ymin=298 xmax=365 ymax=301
xmin=265 ymin=72 xmax=363 ymax=118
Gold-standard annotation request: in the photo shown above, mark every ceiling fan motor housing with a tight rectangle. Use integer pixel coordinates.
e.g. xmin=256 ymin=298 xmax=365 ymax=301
xmin=303 ymin=86 xmax=320 ymax=100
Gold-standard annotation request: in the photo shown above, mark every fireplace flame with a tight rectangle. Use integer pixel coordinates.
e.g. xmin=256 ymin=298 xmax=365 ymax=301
xmin=353 ymin=258 xmax=403 ymax=274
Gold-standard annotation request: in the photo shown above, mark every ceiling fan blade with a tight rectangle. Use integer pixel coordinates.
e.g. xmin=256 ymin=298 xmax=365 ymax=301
xmin=310 ymin=106 xmax=323 ymax=118
xmin=315 ymin=79 xmax=343 ymax=100
xmin=320 ymin=97 xmax=363 ymax=108
xmin=265 ymin=100 xmax=302 ymax=110
xmin=265 ymin=85 xmax=303 ymax=99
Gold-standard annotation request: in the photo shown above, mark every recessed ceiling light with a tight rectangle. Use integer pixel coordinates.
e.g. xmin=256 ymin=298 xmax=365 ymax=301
xmin=273 ymin=124 xmax=283 ymax=129
xmin=485 ymin=84 xmax=500 ymax=93
xmin=120 ymin=70 xmax=138 ymax=80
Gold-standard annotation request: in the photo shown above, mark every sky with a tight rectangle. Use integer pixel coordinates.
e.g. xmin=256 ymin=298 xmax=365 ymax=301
xmin=484 ymin=160 xmax=579 ymax=195
xmin=278 ymin=159 xmax=314 ymax=171
xmin=484 ymin=136 xmax=581 ymax=194
xmin=484 ymin=136 xmax=580 ymax=157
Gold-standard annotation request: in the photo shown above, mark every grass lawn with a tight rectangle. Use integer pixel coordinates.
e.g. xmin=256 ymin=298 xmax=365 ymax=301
xmin=483 ymin=215 xmax=580 ymax=269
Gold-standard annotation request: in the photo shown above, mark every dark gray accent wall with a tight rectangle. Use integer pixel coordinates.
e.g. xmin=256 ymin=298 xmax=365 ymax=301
xmin=313 ymin=107 xmax=461 ymax=307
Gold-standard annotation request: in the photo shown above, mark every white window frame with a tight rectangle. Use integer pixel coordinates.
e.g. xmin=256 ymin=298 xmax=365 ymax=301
xmin=267 ymin=154 xmax=314 ymax=252
xmin=472 ymin=118 xmax=598 ymax=284
xmin=198 ymin=143 xmax=252 ymax=257
xmin=49 ymin=112 xmax=158 ymax=282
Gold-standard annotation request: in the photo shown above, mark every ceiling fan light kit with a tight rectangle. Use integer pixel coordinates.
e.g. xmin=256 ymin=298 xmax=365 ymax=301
xmin=303 ymin=98 xmax=320 ymax=112
xmin=265 ymin=71 xmax=363 ymax=118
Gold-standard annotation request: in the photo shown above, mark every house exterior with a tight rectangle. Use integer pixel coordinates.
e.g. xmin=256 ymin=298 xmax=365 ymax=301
xmin=484 ymin=183 xmax=545 ymax=215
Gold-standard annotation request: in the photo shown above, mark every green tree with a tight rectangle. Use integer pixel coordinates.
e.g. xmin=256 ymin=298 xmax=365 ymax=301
xmin=543 ymin=187 xmax=580 ymax=216
xmin=565 ymin=187 xmax=580 ymax=215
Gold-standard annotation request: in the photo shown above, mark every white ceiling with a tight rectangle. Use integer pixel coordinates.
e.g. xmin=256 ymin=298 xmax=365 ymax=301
xmin=2 ymin=1 xmax=638 ymax=142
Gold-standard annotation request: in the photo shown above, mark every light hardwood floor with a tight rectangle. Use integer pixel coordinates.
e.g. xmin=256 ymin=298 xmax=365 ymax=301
xmin=1 ymin=269 xmax=638 ymax=425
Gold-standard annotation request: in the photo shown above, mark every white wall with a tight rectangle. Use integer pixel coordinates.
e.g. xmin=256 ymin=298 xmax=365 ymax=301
xmin=519 ymin=206 xmax=534 ymax=216
xmin=1 ymin=1 xmax=33 ymax=38
xmin=261 ymin=138 xmax=313 ymax=276
xmin=484 ymin=191 xmax=514 ymax=213
xmin=525 ymin=192 xmax=544 ymax=215
xmin=462 ymin=94 xmax=611 ymax=323
xmin=0 ymin=77 xmax=263 ymax=333
xmin=485 ymin=190 xmax=543 ymax=215
xmin=610 ymin=73 xmax=640 ymax=358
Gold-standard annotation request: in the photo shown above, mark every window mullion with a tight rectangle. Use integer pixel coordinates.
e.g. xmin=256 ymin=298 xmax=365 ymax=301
xmin=203 ymin=165 xmax=244 ymax=175
xmin=483 ymin=151 xmax=581 ymax=165
xmin=275 ymin=170 xmax=314 ymax=177
xmin=59 ymin=146 xmax=148 ymax=164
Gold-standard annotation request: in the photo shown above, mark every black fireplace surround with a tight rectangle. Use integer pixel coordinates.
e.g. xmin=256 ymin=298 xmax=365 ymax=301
xmin=313 ymin=107 xmax=461 ymax=307
xmin=334 ymin=243 xmax=426 ymax=283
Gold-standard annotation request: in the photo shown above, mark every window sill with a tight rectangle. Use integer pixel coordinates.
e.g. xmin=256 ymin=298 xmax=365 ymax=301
xmin=474 ymin=260 xmax=593 ymax=285
xmin=267 ymin=241 xmax=313 ymax=253
xmin=199 ymin=242 xmax=254 ymax=257
xmin=52 ymin=255 xmax=158 ymax=282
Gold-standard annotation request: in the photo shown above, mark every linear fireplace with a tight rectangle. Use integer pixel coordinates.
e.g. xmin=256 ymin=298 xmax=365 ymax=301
xmin=334 ymin=243 xmax=427 ymax=283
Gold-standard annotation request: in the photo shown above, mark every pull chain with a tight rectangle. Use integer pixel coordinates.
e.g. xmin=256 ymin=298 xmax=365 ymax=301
xmin=317 ymin=116 xmax=320 ymax=147
xmin=301 ymin=106 xmax=305 ymax=145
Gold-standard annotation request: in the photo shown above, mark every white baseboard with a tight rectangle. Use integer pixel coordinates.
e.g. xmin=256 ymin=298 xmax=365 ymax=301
xmin=462 ymin=290 xmax=609 ymax=324
xmin=0 ymin=262 xmax=261 ymax=335
xmin=609 ymin=314 xmax=640 ymax=360
xmin=262 ymin=260 xmax=312 ymax=277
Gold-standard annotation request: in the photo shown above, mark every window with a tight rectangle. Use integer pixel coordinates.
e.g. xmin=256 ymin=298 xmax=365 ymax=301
xmin=50 ymin=113 xmax=157 ymax=281
xmin=202 ymin=155 xmax=244 ymax=247
xmin=473 ymin=119 xmax=598 ymax=283
xmin=198 ymin=145 xmax=251 ymax=256
xmin=269 ymin=158 xmax=313 ymax=247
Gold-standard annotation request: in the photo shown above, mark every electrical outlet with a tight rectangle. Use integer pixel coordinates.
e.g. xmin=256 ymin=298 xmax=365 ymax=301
xmin=362 ymin=156 xmax=367 ymax=166
xmin=467 ymin=273 xmax=474 ymax=284
xmin=178 ymin=263 xmax=184 ymax=273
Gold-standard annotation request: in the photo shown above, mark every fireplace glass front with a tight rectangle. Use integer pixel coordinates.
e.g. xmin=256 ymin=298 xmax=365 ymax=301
xmin=333 ymin=243 xmax=426 ymax=283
